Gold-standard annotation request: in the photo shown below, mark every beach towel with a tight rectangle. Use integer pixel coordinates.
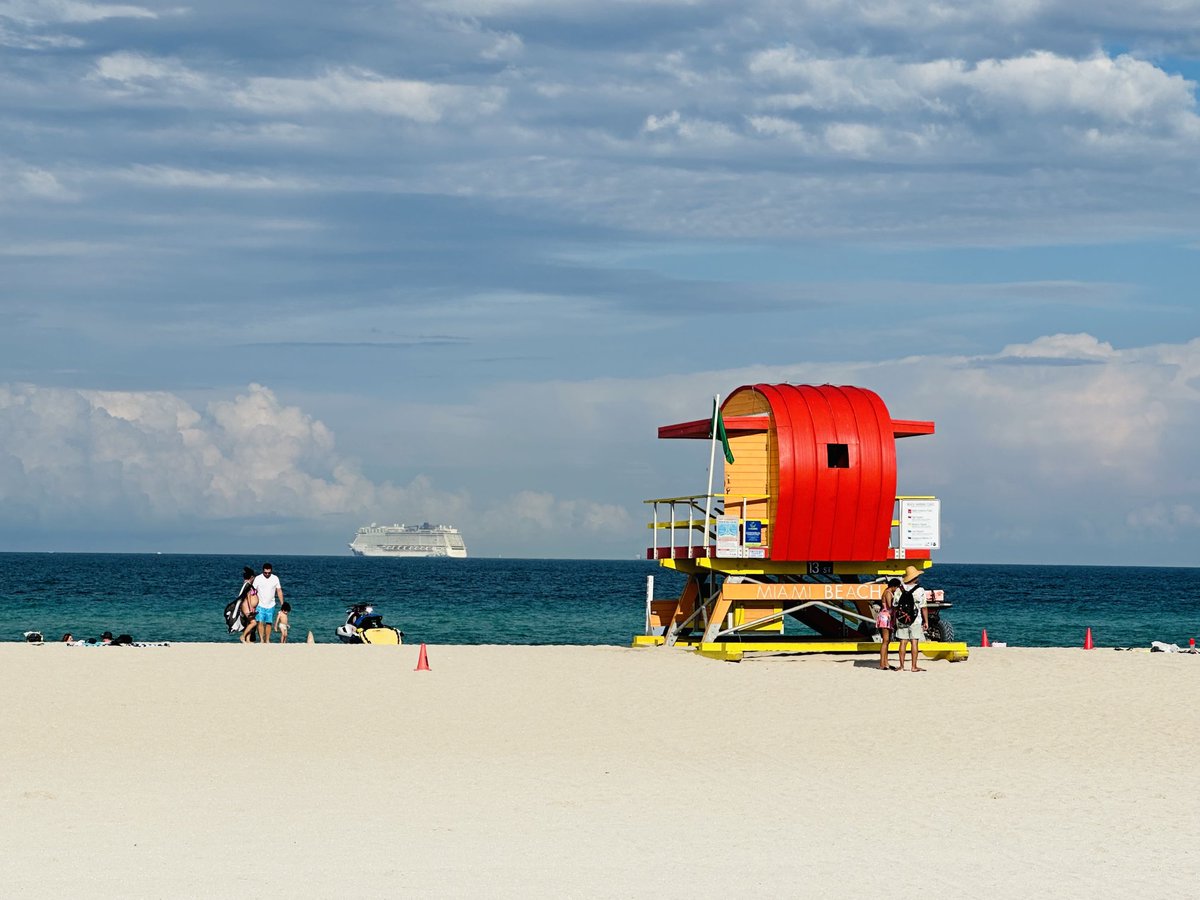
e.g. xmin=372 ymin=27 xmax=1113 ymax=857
xmin=224 ymin=599 xmax=248 ymax=634
xmin=1151 ymin=641 xmax=1183 ymax=653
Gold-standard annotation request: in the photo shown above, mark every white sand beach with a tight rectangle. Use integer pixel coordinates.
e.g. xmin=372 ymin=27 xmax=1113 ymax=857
xmin=1 ymin=644 xmax=1197 ymax=898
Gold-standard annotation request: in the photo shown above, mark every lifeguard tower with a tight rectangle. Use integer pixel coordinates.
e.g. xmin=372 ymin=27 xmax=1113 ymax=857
xmin=635 ymin=384 xmax=968 ymax=662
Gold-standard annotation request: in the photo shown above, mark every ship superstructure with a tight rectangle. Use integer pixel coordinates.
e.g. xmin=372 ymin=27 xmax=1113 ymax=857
xmin=348 ymin=523 xmax=468 ymax=558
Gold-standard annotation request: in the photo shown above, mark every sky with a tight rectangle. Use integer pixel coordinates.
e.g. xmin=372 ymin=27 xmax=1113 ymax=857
xmin=1 ymin=0 xmax=1200 ymax=564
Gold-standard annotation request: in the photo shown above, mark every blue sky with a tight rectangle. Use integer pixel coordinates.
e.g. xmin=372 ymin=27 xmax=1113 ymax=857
xmin=2 ymin=0 xmax=1200 ymax=563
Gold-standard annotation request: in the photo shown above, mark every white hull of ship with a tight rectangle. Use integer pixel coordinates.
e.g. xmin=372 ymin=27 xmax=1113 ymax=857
xmin=349 ymin=546 xmax=468 ymax=559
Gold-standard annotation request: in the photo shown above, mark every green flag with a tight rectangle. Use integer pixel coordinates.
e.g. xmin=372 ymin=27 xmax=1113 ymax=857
xmin=712 ymin=398 xmax=735 ymax=464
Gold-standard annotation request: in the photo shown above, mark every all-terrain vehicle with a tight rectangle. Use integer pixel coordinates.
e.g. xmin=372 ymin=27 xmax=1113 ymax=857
xmin=335 ymin=604 xmax=404 ymax=645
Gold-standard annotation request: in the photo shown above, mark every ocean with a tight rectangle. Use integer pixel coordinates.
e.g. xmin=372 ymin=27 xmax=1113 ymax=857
xmin=0 ymin=554 xmax=1197 ymax=648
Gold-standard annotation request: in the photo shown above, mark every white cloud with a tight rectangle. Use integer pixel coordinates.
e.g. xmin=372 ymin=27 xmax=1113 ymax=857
xmin=0 ymin=161 xmax=77 ymax=202
xmin=17 ymin=167 xmax=74 ymax=199
xmin=998 ymin=333 xmax=1117 ymax=361
xmin=821 ymin=121 xmax=888 ymax=157
xmin=402 ymin=331 xmax=1200 ymax=562
xmin=478 ymin=490 xmax=631 ymax=535
xmin=969 ymin=53 xmax=1198 ymax=125
xmin=0 ymin=239 xmax=125 ymax=256
xmin=117 ymin=165 xmax=312 ymax=192
xmin=0 ymin=382 xmax=629 ymax=554
xmin=644 ymin=109 xmax=743 ymax=145
xmin=7 ymin=333 xmax=1200 ymax=561
xmin=423 ymin=0 xmax=701 ymax=13
xmin=87 ymin=54 xmax=505 ymax=124
xmin=0 ymin=383 xmax=388 ymax=522
xmin=233 ymin=67 xmax=506 ymax=122
xmin=481 ymin=30 xmax=524 ymax=61
xmin=0 ymin=23 xmax=81 ymax=47
xmin=1127 ymin=502 xmax=1200 ymax=531
xmin=90 ymin=51 xmax=212 ymax=94
xmin=749 ymin=49 xmax=1200 ymax=136
xmin=0 ymin=0 xmax=157 ymax=26
xmin=29 ymin=20 xmax=1196 ymax=246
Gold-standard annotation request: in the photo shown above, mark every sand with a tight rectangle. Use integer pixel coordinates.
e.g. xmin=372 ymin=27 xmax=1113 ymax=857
xmin=0 ymin=643 xmax=1197 ymax=898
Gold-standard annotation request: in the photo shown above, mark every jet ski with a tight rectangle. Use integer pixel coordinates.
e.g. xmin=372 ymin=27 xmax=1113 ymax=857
xmin=336 ymin=604 xmax=404 ymax=645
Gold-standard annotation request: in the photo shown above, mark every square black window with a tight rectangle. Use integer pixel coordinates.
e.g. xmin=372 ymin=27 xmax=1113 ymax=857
xmin=827 ymin=443 xmax=849 ymax=468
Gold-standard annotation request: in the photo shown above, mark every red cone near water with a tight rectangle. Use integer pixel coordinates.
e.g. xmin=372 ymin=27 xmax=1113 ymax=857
xmin=415 ymin=643 xmax=431 ymax=671
xmin=980 ymin=629 xmax=990 ymax=648
xmin=1083 ymin=627 xmax=1094 ymax=650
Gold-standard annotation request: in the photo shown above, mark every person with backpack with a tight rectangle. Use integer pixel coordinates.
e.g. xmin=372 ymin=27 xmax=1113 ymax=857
xmin=893 ymin=566 xmax=930 ymax=672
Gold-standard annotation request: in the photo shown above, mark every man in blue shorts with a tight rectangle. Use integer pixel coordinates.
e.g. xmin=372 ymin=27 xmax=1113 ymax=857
xmin=251 ymin=562 xmax=283 ymax=644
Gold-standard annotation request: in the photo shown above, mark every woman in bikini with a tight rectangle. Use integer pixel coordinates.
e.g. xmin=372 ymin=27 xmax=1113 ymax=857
xmin=236 ymin=566 xmax=259 ymax=644
xmin=877 ymin=578 xmax=901 ymax=670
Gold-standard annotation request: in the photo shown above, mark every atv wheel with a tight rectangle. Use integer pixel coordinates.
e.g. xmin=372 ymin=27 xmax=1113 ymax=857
xmin=930 ymin=616 xmax=955 ymax=642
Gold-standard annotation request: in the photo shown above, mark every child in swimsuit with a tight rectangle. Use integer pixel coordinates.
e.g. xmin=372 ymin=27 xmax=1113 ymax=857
xmin=276 ymin=602 xmax=291 ymax=643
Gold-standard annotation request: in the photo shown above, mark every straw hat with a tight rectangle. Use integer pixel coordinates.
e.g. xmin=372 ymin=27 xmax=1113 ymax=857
xmin=902 ymin=565 xmax=924 ymax=583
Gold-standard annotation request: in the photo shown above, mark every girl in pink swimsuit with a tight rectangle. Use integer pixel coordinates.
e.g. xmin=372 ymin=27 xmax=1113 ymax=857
xmin=877 ymin=578 xmax=902 ymax=670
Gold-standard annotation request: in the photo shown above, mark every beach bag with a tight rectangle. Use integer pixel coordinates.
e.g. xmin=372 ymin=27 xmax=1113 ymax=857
xmin=893 ymin=587 xmax=917 ymax=629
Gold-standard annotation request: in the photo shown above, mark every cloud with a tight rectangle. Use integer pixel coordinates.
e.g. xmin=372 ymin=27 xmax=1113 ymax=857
xmin=6 ymin=332 xmax=1200 ymax=561
xmin=90 ymin=51 xmax=212 ymax=95
xmin=233 ymin=68 xmax=506 ymax=122
xmin=997 ymin=333 xmax=1117 ymax=361
xmin=0 ymin=0 xmax=157 ymax=26
xmin=0 ymin=0 xmax=1199 ymax=568
xmin=0 ymin=161 xmax=77 ymax=202
xmin=16 ymin=167 xmax=75 ymax=199
xmin=0 ymin=23 xmax=81 ymax=48
xmin=477 ymin=490 xmax=631 ymax=536
xmin=391 ymin=331 xmax=1200 ymax=563
xmin=7 ymin=11 xmax=1197 ymax=247
xmin=1127 ymin=502 xmax=1200 ymax=531
xmin=748 ymin=49 xmax=1200 ymax=154
xmin=479 ymin=30 xmax=524 ymax=61
xmin=0 ymin=382 xmax=627 ymax=554
xmin=88 ymin=53 xmax=505 ymax=123
xmin=0 ymin=383 xmax=390 ymax=522
xmin=115 ymin=165 xmax=312 ymax=192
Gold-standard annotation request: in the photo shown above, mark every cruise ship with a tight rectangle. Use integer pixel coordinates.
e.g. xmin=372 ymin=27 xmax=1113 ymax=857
xmin=348 ymin=523 xmax=468 ymax=558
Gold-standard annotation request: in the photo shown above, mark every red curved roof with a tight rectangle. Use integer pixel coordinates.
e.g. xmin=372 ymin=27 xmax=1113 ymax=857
xmin=727 ymin=384 xmax=899 ymax=562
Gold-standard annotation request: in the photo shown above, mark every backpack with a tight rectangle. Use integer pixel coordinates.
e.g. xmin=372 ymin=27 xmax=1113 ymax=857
xmin=893 ymin=586 xmax=918 ymax=628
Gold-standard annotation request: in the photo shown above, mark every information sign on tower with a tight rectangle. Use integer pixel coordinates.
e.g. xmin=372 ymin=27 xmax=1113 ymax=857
xmin=898 ymin=499 xmax=940 ymax=550
xmin=715 ymin=515 xmax=742 ymax=558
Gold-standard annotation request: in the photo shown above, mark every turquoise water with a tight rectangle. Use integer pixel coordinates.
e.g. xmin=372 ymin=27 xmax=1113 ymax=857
xmin=0 ymin=554 xmax=1197 ymax=647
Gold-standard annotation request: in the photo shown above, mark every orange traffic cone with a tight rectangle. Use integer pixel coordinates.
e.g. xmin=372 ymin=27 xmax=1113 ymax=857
xmin=1083 ymin=627 xmax=1094 ymax=650
xmin=415 ymin=643 xmax=431 ymax=671
xmin=980 ymin=629 xmax=990 ymax=648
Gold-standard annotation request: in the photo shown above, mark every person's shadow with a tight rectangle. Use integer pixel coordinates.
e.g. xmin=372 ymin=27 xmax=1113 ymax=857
xmin=844 ymin=658 xmax=898 ymax=669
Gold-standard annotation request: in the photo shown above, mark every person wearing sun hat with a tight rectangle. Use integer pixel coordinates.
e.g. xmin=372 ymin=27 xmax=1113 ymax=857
xmin=894 ymin=565 xmax=930 ymax=672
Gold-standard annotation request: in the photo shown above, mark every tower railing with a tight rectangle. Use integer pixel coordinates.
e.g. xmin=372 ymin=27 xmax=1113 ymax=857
xmin=644 ymin=493 xmax=770 ymax=560
xmin=645 ymin=493 xmax=940 ymax=560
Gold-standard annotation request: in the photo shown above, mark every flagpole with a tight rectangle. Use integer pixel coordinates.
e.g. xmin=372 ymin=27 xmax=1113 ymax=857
xmin=703 ymin=394 xmax=720 ymax=556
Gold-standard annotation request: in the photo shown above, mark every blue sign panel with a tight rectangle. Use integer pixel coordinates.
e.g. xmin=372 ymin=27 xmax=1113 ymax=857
xmin=744 ymin=520 xmax=763 ymax=545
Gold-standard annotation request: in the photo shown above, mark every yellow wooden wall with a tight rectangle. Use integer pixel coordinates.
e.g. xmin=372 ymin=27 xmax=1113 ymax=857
xmin=721 ymin=391 xmax=772 ymax=544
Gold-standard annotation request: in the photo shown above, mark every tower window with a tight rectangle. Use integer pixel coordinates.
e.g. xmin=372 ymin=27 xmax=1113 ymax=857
xmin=827 ymin=443 xmax=849 ymax=468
